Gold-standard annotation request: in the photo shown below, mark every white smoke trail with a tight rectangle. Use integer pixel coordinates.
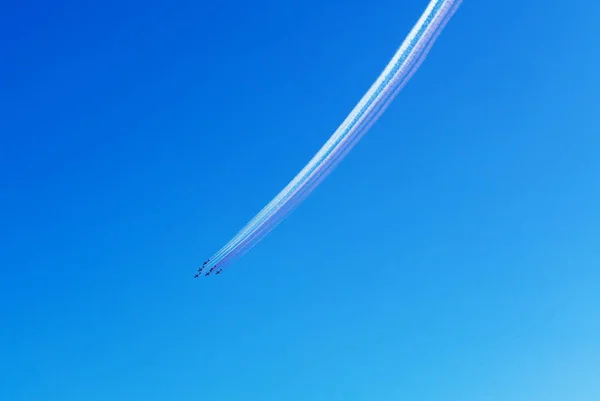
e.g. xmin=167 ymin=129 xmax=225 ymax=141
xmin=212 ymin=0 xmax=462 ymax=271
xmin=207 ymin=1 xmax=448 ymax=265
xmin=207 ymin=0 xmax=457 ymax=271
xmin=202 ymin=0 xmax=461 ymax=272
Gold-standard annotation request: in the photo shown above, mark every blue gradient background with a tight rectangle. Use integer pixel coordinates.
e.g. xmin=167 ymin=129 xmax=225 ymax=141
xmin=1 ymin=1 xmax=599 ymax=400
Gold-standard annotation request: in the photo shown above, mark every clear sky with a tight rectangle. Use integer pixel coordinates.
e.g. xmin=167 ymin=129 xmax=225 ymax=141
xmin=1 ymin=0 xmax=599 ymax=400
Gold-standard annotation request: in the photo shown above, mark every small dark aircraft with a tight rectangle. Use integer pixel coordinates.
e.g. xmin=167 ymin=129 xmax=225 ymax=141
xmin=216 ymin=269 xmax=222 ymax=275
xmin=194 ymin=273 xmax=200 ymax=278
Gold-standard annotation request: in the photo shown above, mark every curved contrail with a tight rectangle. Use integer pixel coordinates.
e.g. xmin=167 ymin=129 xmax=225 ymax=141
xmin=199 ymin=0 xmax=462 ymax=276
xmin=212 ymin=0 xmax=463 ymax=272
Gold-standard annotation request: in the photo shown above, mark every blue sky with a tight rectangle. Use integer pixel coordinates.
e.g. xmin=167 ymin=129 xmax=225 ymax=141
xmin=1 ymin=0 xmax=599 ymax=400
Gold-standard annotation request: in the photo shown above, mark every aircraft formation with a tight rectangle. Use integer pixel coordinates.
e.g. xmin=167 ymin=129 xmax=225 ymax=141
xmin=193 ymin=259 xmax=223 ymax=278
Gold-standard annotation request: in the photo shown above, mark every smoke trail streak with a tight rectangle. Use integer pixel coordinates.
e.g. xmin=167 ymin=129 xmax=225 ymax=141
xmin=210 ymin=3 xmax=448 ymax=266
xmin=207 ymin=0 xmax=449 ymax=265
xmin=207 ymin=0 xmax=457 ymax=272
xmin=205 ymin=2 xmax=442 ymax=268
xmin=212 ymin=1 xmax=461 ymax=271
xmin=201 ymin=0 xmax=461 ymax=274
